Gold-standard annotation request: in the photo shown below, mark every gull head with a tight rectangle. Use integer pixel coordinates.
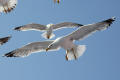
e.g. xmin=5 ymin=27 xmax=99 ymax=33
xmin=46 ymin=43 xmax=56 ymax=51
xmin=46 ymin=38 xmax=62 ymax=51
xmin=47 ymin=24 xmax=54 ymax=27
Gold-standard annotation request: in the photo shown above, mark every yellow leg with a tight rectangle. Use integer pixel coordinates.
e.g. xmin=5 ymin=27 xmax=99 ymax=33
xmin=71 ymin=48 xmax=77 ymax=60
xmin=3 ymin=7 xmax=7 ymax=13
xmin=54 ymin=0 xmax=56 ymax=3
xmin=47 ymin=35 xmax=50 ymax=39
xmin=57 ymin=0 xmax=60 ymax=4
xmin=6 ymin=4 xmax=11 ymax=13
xmin=65 ymin=50 xmax=69 ymax=61
xmin=54 ymin=0 xmax=60 ymax=4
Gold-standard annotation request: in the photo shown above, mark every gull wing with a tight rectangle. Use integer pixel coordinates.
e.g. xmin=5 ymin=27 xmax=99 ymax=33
xmin=52 ymin=22 xmax=83 ymax=30
xmin=0 ymin=36 xmax=11 ymax=45
xmin=66 ymin=17 xmax=115 ymax=41
xmin=14 ymin=23 xmax=47 ymax=31
xmin=3 ymin=40 xmax=60 ymax=57
xmin=0 ymin=0 xmax=17 ymax=13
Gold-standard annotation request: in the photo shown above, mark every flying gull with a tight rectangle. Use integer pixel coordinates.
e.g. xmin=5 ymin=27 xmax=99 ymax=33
xmin=3 ymin=17 xmax=115 ymax=61
xmin=46 ymin=17 xmax=115 ymax=60
xmin=0 ymin=36 xmax=11 ymax=45
xmin=0 ymin=0 xmax=17 ymax=14
xmin=14 ymin=22 xmax=83 ymax=39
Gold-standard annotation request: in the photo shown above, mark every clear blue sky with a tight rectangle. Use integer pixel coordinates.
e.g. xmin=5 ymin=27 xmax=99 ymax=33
xmin=0 ymin=0 xmax=120 ymax=80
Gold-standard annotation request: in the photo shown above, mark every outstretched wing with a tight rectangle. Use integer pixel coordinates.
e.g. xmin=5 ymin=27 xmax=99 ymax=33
xmin=3 ymin=40 xmax=60 ymax=57
xmin=52 ymin=22 xmax=83 ymax=30
xmin=14 ymin=23 xmax=47 ymax=31
xmin=0 ymin=0 xmax=17 ymax=13
xmin=66 ymin=17 xmax=115 ymax=41
xmin=0 ymin=36 xmax=11 ymax=45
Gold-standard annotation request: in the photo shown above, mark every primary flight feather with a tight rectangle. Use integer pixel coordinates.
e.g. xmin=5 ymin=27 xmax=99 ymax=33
xmin=0 ymin=36 xmax=11 ymax=45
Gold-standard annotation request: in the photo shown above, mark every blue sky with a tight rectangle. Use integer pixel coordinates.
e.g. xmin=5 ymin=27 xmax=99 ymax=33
xmin=0 ymin=0 xmax=120 ymax=80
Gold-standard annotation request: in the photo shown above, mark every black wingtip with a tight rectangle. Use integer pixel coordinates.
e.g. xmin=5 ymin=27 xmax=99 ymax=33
xmin=14 ymin=26 xmax=22 ymax=31
xmin=78 ymin=24 xmax=84 ymax=27
xmin=103 ymin=17 xmax=116 ymax=25
xmin=3 ymin=51 xmax=17 ymax=57
xmin=0 ymin=36 xmax=11 ymax=45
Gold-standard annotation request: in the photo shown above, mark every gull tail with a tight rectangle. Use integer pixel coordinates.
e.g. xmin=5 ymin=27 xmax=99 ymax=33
xmin=103 ymin=17 xmax=116 ymax=26
xmin=41 ymin=32 xmax=55 ymax=39
xmin=66 ymin=45 xmax=86 ymax=61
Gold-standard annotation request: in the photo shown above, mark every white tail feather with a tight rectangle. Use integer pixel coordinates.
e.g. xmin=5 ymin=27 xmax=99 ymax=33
xmin=66 ymin=45 xmax=86 ymax=61
xmin=41 ymin=32 xmax=55 ymax=39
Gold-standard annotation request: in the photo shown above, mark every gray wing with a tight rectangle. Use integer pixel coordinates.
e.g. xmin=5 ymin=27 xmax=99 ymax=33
xmin=0 ymin=0 xmax=17 ymax=13
xmin=14 ymin=23 xmax=47 ymax=31
xmin=4 ymin=40 xmax=60 ymax=57
xmin=0 ymin=36 xmax=11 ymax=45
xmin=66 ymin=17 xmax=115 ymax=41
xmin=52 ymin=22 xmax=83 ymax=30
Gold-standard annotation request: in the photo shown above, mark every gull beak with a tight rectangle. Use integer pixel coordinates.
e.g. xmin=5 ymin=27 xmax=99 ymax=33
xmin=46 ymin=48 xmax=50 ymax=52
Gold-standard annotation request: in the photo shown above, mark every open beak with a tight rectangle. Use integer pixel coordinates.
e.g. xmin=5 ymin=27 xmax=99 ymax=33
xmin=46 ymin=48 xmax=50 ymax=52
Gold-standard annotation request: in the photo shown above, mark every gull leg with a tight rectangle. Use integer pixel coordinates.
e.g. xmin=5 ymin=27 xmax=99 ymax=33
xmin=47 ymin=35 xmax=50 ymax=39
xmin=3 ymin=7 xmax=7 ymax=13
xmin=7 ymin=5 xmax=11 ymax=12
xmin=57 ymin=0 xmax=60 ymax=4
xmin=54 ymin=0 xmax=56 ymax=3
xmin=65 ymin=50 xmax=69 ymax=61
xmin=71 ymin=48 xmax=77 ymax=60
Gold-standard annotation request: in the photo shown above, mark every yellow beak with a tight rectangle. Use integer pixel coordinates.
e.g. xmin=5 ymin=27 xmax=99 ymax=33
xmin=46 ymin=48 xmax=50 ymax=52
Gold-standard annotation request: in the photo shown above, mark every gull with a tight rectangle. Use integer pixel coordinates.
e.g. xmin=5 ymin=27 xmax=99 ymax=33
xmin=14 ymin=22 xmax=83 ymax=39
xmin=53 ymin=0 xmax=60 ymax=4
xmin=0 ymin=0 xmax=17 ymax=14
xmin=0 ymin=36 xmax=11 ymax=45
xmin=3 ymin=17 xmax=115 ymax=61
xmin=46 ymin=17 xmax=115 ymax=60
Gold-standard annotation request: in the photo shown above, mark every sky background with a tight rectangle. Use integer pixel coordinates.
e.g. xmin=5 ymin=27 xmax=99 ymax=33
xmin=0 ymin=0 xmax=120 ymax=80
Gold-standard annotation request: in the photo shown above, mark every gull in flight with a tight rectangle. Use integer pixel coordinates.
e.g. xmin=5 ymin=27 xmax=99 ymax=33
xmin=46 ymin=17 xmax=115 ymax=60
xmin=53 ymin=0 xmax=60 ymax=4
xmin=3 ymin=17 xmax=115 ymax=61
xmin=0 ymin=0 xmax=17 ymax=14
xmin=0 ymin=36 xmax=11 ymax=45
xmin=14 ymin=22 xmax=83 ymax=39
